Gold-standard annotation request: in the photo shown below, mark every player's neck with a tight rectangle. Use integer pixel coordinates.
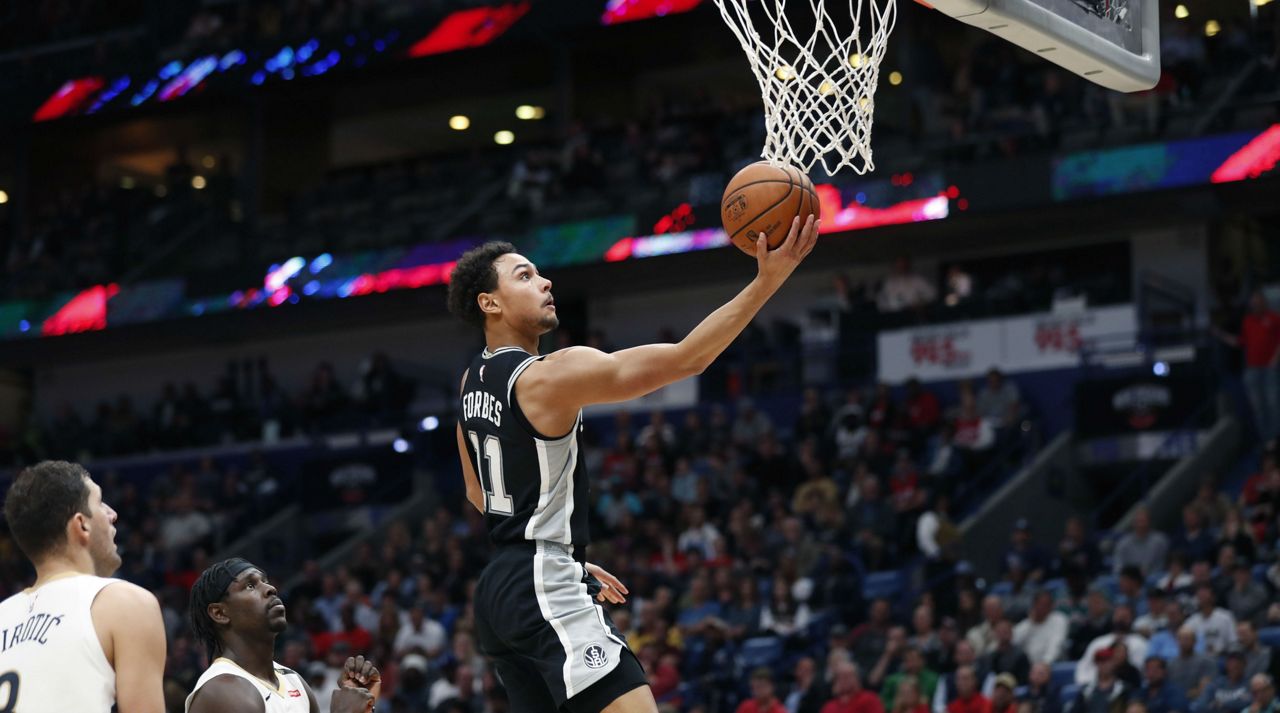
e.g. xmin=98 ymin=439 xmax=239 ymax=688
xmin=220 ymin=636 xmax=278 ymax=682
xmin=32 ymin=552 xmax=96 ymax=588
xmin=484 ymin=325 xmax=539 ymax=356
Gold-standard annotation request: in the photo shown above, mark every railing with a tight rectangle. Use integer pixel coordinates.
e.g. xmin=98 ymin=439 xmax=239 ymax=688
xmin=1088 ymin=395 xmax=1218 ymax=531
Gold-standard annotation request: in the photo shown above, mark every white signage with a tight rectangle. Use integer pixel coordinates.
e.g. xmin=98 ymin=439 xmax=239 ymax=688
xmin=877 ymin=305 xmax=1136 ymax=382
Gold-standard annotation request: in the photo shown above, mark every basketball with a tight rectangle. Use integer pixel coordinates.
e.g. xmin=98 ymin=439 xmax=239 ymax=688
xmin=721 ymin=161 xmax=821 ymax=256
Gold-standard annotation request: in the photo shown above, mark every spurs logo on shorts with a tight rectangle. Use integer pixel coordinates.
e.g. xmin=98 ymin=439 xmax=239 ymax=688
xmin=583 ymin=644 xmax=609 ymax=670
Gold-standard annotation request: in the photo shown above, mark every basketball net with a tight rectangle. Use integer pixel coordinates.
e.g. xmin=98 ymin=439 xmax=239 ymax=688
xmin=713 ymin=0 xmax=897 ymax=176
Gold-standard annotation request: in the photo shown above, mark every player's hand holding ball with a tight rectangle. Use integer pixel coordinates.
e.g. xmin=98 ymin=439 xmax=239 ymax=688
xmin=720 ymin=161 xmax=820 ymax=289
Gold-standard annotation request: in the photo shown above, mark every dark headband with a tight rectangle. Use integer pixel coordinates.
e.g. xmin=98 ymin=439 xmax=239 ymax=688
xmin=191 ymin=557 xmax=257 ymax=606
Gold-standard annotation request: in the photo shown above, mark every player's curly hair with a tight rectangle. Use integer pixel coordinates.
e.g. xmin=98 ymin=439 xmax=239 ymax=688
xmin=447 ymin=241 xmax=517 ymax=328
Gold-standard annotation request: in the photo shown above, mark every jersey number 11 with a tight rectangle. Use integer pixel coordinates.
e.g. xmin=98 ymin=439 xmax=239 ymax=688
xmin=468 ymin=432 xmax=515 ymax=515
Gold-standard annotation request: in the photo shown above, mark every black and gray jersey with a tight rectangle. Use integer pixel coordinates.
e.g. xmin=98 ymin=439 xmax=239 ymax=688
xmin=459 ymin=346 xmax=590 ymax=551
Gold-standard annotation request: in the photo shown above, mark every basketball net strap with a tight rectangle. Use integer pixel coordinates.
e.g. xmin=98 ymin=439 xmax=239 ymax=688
xmin=713 ymin=0 xmax=897 ymax=176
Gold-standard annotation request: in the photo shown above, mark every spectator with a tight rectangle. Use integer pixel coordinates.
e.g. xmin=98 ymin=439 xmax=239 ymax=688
xmin=1243 ymin=674 xmax=1277 ymax=713
xmin=917 ymin=496 xmax=959 ymax=564
xmin=1004 ymin=519 xmax=1049 ymax=582
xmin=390 ymin=653 xmax=433 ymax=712
xmin=983 ymin=620 xmax=1031 ymax=685
xmin=822 ymin=661 xmax=884 ymax=713
xmin=732 ymin=398 xmax=774 ymax=447
xmin=990 ymin=674 xmax=1017 ymax=713
xmin=882 ymin=646 xmax=941 ymax=710
xmin=878 ymin=257 xmax=938 ymax=313
xmin=1237 ymin=623 xmax=1278 ymax=680
xmin=788 ymin=656 xmax=831 ymax=713
xmin=1139 ymin=657 xmax=1189 ymax=713
xmin=1168 ymin=626 xmax=1218 ymax=700
xmin=905 ymin=378 xmax=942 ymax=441
xmin=946 ymin=665 xmax=991 ymax=713
xmin=1175 ymin=506 xmax=1219 ymax=565
xmin=967 ymin=596 xmax=1005 ymax=656
xmin=1186 ymin=585 xmax=1238 ymax=655
xmin=1112 ymin=507 xmax=1170 ymax=577
xmin=934 ymin=640 xmax=991 ymax=713
xmin=870 ymin=627 xmax=911 ymax=690
xmin=852 ymin=599 xmax=894 ymax=674
xmin=1076 ymin=604 xmax=1149 ymax=686
xmin=944 ymin=265 xmax=975 ymax=307
xmin=677 ymin=505 xmax=724 ymax=560
xmin=393 ymin=603 xmax=447 ymax=658
xmin=759 ymin=577 xmax=812 ymax=639
xmin=1195 ymin=650 xmax=1252 ymax=713
xmin=1019 ymin=662 xmax=1061 ymax=713
xmin=912 ymin=604 xmax=945 ymax=667
xmin=1071 ymin=648 xmax=1131 ymax=713
xmin=895 ymin=678 xmax=934 ymax=713
xmin=1014 ymin=590 xmax=1068 ymax=665
xmin=740 ymin=668 xmax=789 ymax=713
xmin=1134 ymin=590 xmax=1170 ymax=641
xmin=1054 ymin=516 xmax=1102 ymax=579
xmin=1226 ymin=563 xmax=1269 ymax=627
xmin=976 ymin=369 xmax=1021 ymax=430
xmin=1213 ymin=289 xmax=1280 ymax=440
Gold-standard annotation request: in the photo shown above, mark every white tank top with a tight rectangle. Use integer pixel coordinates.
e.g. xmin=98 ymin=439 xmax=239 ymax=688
xmin=186 ymin=658 xmax=310 ymax=713
xmin=0 ymin=574 xmax=118 ymax=713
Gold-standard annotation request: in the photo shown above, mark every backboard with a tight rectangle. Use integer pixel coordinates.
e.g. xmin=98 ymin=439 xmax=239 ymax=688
xmin=922 ymin=0 xmax=1161 ymax=92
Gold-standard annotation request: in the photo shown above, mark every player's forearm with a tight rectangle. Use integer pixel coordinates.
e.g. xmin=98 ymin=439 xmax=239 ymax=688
xmin=671 ymin=277 xmax=778 ymax=374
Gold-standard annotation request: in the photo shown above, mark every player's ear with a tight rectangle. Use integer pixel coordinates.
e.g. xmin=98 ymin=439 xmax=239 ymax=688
xmin=477 ymin=291 xmax=501 ymax=317
xmin=207 ymin=601 xmax=231 ymax=626
xmin=67 ymin=511 xmax=91 ymax=545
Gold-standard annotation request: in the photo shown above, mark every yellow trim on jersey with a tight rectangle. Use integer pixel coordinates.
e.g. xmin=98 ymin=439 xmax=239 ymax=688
xmin=23 ymin=570 xmax=85 ymax=594
xmin=213 ymin=657 xmax=288 ymax=695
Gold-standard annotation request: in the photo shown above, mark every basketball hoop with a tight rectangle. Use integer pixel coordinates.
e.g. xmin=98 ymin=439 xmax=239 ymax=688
xmin=713 ymin=0 xmax=897 ymax=176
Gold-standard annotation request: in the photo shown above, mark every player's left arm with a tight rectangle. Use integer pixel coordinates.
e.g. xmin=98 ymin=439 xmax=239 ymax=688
xmin=94 ymin=581 xmax=167 ymax=713
xmin=456 ymin=369 xmax=485 ymax=513
xmin=585 ymin=562 xmax=628 ymax=604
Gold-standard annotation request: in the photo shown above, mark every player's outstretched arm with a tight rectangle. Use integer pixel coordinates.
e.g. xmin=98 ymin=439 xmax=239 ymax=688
xmin=94 ymin=582 xmax=167 ymax=713
xmin=522 ymin=215 xmax=818 ymax=417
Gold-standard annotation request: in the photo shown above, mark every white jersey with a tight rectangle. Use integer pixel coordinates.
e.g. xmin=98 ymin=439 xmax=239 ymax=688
xmin=0 ymin=574 xmax=118 ymax=713
xmin=186 ymin=658 xmax=310 ymax=713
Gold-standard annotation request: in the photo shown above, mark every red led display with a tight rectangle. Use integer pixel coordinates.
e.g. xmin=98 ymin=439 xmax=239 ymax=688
xmin=33 ymin=77 xmax=105 ymax=122
xmin=408 ymin=3 xmax=530 ymax=58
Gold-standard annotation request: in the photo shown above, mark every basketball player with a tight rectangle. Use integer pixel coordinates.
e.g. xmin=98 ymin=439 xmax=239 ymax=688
xmin=186 ymin=557 xmax=379 ymax=713
xmin=0 ymin=460 xmax=167 ymax=712
xmin=447 ymin=214 xmax=820 ymax=713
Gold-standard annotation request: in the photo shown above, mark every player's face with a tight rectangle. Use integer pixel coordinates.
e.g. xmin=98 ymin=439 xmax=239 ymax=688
xmin=224 ymin=569 xmax=288 ymax=635
xmin=84 ymin=479 xmax=122 ymax=577
xmin=491 ymin=253 xmax=558 ymax=334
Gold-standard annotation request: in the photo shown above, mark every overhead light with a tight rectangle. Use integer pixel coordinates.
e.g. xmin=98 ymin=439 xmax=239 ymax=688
xmin=120 ymin=176 xmax=136 ymax=190
xmin=419 ymin=416 xmax=440 ymax=432
xmin=515 ymin=105 xmax=544 ymax=120
xmin=449 ymin=115 xmax=470 ymax=130
xmin=1204 ymin=19 xmax=1220 ymax=36
xmin=818 ymin=80 xmax=835 ymax=96
xmin=392 ymin=438 xmax=411 ymax=453
xmin=0 ymin=190 xmax=8 ymax=205
xmin=191 ymin=175 xmax=207 ymax=190
xmin=201 ymin=155 xmax=216 ymax=169
xmin=1254 ymin=0 xmax=1272 ymax=6
xmin=774 ymin=65 xmax=796 ymax=81
xmin=494 ymin=130 xmax=515 ymax=145
xmin=849 ymin=53 xmax=866 ymax=68
xmin=1174 ymin=4 xmax=1189 ymax=18
xmin=889 ymin=71 xmax=903 ymax=86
